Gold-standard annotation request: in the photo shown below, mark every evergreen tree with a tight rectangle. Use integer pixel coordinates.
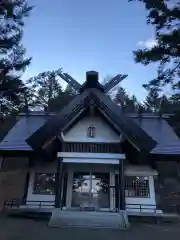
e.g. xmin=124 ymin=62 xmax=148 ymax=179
xmin=143 ymin=88 xmax=160 ymax=112
xmin=0 ymin=0 xmax=32 ymax=114
xmin=65 ymin=84 xmax=78 ymax=96
xmin=114 ymin=86 xmax=140 ymax=112
xmin=27 ymin=70 xmax=63 ymax=111
xmin=130 ymin=0 xmax=180 ymax=95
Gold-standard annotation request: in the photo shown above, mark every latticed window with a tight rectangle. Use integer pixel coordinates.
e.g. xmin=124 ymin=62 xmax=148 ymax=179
xmin=33 ymin=173 xmax=56 ymax=195
xmin=125 ymin=176 xmax=150 ymax=198
xmin=87 ymin=125 xmax=95 ymax=138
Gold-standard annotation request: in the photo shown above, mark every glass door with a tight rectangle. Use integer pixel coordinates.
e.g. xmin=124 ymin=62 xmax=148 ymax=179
xmin=72 ymin=172 xmax=91 ymax=207
xmin=72 ymin=172 xmax=110 ymax=210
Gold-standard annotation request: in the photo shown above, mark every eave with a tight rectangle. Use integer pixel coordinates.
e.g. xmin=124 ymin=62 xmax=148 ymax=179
xmin=26 ymin=89 xmax=157 ymax=154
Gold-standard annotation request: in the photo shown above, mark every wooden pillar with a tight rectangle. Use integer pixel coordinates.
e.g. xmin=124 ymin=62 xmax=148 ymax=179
xmin=22 ymin=172 xmax=30 ymax=204
xmin=55 ymin=157 xmax=63 ymax=208
xmin=22 ymin=157 xmax=32 ymax=204
xmin=119 ymin=160 xmax=125 ymax=210
xmin=62 ymin=172 xmax=68 ymax=207
xmin=115 ymin=170 xmax=120 ymax=211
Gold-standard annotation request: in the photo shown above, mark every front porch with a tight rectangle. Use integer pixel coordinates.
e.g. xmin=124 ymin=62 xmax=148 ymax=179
xmin=4 ymin=153 xmax=162 ymax=215
xmin=3 ymin=147 xmax=178 ymax=228
xmin=4 ymin=200 xmax=179 ymax=229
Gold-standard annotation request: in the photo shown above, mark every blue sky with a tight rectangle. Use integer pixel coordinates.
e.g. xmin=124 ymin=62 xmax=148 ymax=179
xmin=22 ymin=0 xmax=158 ymax=101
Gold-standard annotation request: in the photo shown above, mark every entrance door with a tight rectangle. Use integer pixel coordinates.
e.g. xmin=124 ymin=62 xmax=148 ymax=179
xmin=72 ymin=172 xmax=110 ymax=210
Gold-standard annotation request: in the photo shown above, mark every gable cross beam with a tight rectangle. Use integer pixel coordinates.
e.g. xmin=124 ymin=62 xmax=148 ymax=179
xmin=57 ymin=69 xmax=128 ymax=94
xmin=103 ymin=74 xmax=128 ymax=93
xmin=57 ymin=70 xmax=81 ymax=92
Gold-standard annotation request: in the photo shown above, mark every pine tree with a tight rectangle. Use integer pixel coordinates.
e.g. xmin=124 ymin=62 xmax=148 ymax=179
xmin=0 ymin=0 xmax=32 ymax=114
xmin=114 ymin=86 xmax=140 ymax=112
xmin=27 ymin=71 xmax=63 ymax=111
xmin=144 ymin=88 xmax=160 ymax=112
xmin=65 ymin=84 xmax=78 ymax=96
xmin=130 ymin=0 xmax=180 ymax=95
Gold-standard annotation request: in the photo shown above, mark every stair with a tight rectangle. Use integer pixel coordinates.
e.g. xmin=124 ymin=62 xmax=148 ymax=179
xmin=48 ymin=210 xmax=129 ymax=229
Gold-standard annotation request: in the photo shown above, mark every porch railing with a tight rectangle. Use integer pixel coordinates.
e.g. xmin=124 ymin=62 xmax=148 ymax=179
xmin=126 ymin=203 xmax=180 ymax=214
xmin=4 ymin=200 xmax=180 ymax=214
xmin=4 ymin=199 xmax=55 ymax=210
xmin=126 ymin=204 xmax=157 ymax=213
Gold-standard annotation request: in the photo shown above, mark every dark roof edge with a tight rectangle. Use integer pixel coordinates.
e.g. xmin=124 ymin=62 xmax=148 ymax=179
xmin=18 ymin=111 xmax=172 ymax=119
xmin=18 ymin=111 xmax=56 ymax=116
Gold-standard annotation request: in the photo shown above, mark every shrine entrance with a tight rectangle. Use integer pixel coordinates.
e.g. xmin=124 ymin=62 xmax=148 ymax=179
xmin=71 ymin=172 xmax=110 ymax=210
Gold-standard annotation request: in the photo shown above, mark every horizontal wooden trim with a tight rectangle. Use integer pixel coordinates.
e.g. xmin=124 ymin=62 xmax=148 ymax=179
xmin=62 ymin=158 xmax=120 ymax=164
xmin=57 ymin=152 xmax=125 ymax=159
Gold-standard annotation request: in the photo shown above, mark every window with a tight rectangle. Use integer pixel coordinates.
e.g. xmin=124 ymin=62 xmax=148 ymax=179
xmin=124 ymin=176 xmax=150 ymax=198
xmin=33 ymin=173 xmax=56 ymax=195
xmin=87 ymin=125 xmax=95 ymax=138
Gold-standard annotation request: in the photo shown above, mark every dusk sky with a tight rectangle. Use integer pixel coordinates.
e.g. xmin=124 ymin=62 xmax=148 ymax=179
xmin=23 ymin=0 xmax=158 ymax=101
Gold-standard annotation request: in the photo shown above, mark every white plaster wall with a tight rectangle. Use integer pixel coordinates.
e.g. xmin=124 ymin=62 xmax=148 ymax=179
xmin=26 ymin=163 xmax=56 ymax=205
xmin=63 ymin=116 xmax=120 ymax=142
xmin=124 ymin=165 xmax=158 ymax=176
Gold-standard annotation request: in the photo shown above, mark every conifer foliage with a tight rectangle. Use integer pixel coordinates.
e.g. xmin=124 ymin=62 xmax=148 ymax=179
xmin=130 ymin=0 xmax=180 ymax=96
xmin=0 ymin=0 xmax=32 ymax=113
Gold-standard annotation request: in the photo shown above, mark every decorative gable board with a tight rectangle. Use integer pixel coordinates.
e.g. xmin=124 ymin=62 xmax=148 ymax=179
xmin=62 ymin=116 xmax=120 ymax=143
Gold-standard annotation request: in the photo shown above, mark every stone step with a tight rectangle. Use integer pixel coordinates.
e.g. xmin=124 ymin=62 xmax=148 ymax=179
xmin=48 ymin=210 xmax=129 ymax=229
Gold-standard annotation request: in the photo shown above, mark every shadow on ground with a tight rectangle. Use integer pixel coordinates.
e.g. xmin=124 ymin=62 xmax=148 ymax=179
xmin=0 ymin=215 xmax=180 ymax=240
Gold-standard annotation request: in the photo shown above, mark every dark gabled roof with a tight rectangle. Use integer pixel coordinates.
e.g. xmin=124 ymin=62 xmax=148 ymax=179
xmin=0 ymin=115 xmax=48 ymax=151
xmin=1 ymin=112 xmax=180 ymax=155
xmin=26 ymin=88 xmax=157 ymax=153
xmin=26 ymin=90 xmax=90 ymax=150
xmin=90 ymin=89 xmax=157 ymax=152
xmin=0 ymin=113 xmax=18 ymax=142
xmin=131 ymin=116 xmax=180 ymax=155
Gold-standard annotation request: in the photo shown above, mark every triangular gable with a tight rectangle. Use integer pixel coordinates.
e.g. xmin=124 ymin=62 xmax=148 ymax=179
xmin=26 ymin=89 xmax=157 ymax=153
xmin=91 ymin=89 xmax=157 ymax=152
xmin=26 ymin=90 xmax=90 ymax=150
xmin=62 ymin=115 xmax=120 ymax=143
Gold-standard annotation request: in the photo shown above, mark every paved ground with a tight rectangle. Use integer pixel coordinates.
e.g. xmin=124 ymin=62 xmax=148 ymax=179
xmin=0 ymin=215 xmax=180 ymax=240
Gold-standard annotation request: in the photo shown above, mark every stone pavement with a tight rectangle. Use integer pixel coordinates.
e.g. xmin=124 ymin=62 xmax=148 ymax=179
xmin=0 ymin=215 xmax=180 ymax=240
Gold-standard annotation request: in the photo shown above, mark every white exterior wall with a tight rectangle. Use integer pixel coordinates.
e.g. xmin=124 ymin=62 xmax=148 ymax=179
xmin=124 ymin=165 xmax=158 ymax=212
xmin=26 ymin=162 xmax=158 ymax=212
xmin=64 ymin=164 xmax=158 ymax=212
xmin=26 ymin=163 xmax=56 ymax=205
xmin=62 ymin=116 xmax=120 ymax=142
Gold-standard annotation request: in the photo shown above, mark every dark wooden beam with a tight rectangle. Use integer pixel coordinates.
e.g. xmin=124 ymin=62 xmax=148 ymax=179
xmin=22 ymin=171 xmax=30 ymax=204
xmin=119 ymin=160 xmax=125 ymax=210
xmin=55 ymin=157 xmax=63 ymax=208
xmin=22 ymin=156 xmax=33 ymax=204
xmin=62 ymin=171 xmax=68 ymax=207
xmin=115 ymin=174 xmax=120 ymax=211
